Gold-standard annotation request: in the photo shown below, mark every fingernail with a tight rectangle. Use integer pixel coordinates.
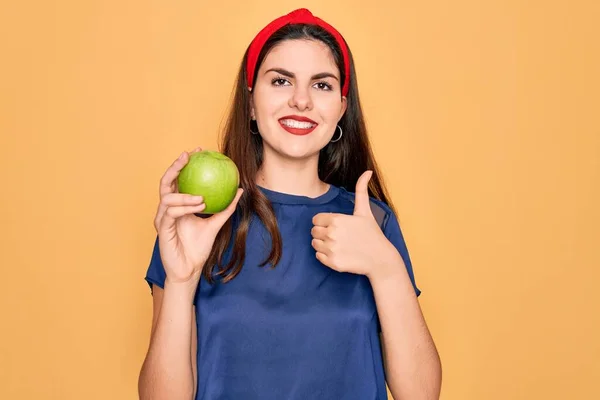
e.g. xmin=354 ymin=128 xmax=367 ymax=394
xmin=179 ymin=152 xmax=185 ymax=160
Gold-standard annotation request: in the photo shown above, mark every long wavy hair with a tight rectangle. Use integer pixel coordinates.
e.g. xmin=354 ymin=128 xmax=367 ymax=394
xmin=203 ymin=23 xmax=396 ymax=284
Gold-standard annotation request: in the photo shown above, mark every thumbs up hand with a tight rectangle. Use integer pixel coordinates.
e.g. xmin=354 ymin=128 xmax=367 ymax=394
xmin=311 ymin=171 xmax=399 ymax=279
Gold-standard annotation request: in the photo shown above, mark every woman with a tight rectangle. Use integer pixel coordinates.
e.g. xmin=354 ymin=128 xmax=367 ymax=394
xmin=138 ymin=8 xmax=442 ymax=400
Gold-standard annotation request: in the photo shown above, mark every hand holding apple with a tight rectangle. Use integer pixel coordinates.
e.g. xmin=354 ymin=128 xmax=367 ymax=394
xmin=154 ymin=148 xmax=243 ymax=286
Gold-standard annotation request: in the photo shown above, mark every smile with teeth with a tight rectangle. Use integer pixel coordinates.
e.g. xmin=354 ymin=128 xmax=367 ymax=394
xmin=280 ymin=119 xmax=317 ymax=129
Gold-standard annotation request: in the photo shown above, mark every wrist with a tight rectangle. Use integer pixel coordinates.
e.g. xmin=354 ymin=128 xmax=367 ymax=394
xmin=367 ymin=244 xmax=404 ymax=283
xmin=164 ymin=276 xmax=200 ymax=299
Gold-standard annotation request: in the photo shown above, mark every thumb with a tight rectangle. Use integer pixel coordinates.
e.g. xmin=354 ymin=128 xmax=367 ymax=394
xmin=206 ymin=188 xmax=244 ymax=228
xmin=353 ymin=170 xmax=374 ymax=217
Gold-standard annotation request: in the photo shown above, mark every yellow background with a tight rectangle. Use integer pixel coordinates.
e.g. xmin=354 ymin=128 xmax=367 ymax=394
xmin=1 ymin=0 xmax=598 ymax=399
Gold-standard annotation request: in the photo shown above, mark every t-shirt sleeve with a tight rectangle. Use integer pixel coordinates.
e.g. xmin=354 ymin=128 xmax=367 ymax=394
xmin=144 ymin=236 xmax=167 ymax=293
xmin=382 ymin=211 xmax=422 ymax=297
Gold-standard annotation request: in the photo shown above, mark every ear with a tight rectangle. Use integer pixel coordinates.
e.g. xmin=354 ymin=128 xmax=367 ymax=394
xmin=249 ymin=91 xmax=255 ymax=119
xmin=339 ymin=96 xmax=348 ymax=120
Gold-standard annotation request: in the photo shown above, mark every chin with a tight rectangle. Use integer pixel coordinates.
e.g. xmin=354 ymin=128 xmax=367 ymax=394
xmin=278 ymin=145 xmax=319 ymax=160
xmin=260 ymin=124 xmax=330 ymax=161
xmin=265 ymin=140 xmax=323 ymax=161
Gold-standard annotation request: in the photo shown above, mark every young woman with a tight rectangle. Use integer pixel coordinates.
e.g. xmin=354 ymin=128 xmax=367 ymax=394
xmin=138 ymin=8 xmax=442 ymax=400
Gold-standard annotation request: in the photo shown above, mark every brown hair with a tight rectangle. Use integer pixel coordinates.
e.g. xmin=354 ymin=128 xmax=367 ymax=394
xmin=203 ymin=24 xmax=396 ymax=284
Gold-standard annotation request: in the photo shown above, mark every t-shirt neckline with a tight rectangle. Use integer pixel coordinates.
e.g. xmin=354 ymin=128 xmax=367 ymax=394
xmin=258 ymin=184 xmax=340 ymax=205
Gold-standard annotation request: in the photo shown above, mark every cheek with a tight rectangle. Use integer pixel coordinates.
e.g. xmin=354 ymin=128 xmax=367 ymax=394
xmin=315 ymin=98 xmax=343 ymax=122
xmin=253 ymin=84 xmax=288 ymax=116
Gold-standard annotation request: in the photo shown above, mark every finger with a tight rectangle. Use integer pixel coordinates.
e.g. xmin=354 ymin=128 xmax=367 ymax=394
xmin=311 ymin=238 xmax=329 ymax=255
xmin=155 ymin=188 xmax=203 ymax=232
xmin=159 ymin=203 xmax=206 ymax=231
xmin=166 ymin=204 xmax=207 ymax=219
xmin=154 ymin=202 xmax=164 ymax=232
xmin=191 ymin=146 xmax=202 ymax=153
xmin=206 ymin=188 xmax=244 ymax=228
xmin=159 ymin=151 xmax=190 ymax=198
xmin=353 ymin=170 xmax=374 ymax=217
xmin=310 ymin=226 xmax=329 ymax=241
xmin=312 ymin=212 xmax=335 ymax=227
xmin=162 ymin=193 xmax=204 ymax=207
xmin=161 ymin=203 xmax=206 ymax=225
xmin=315 ymin=251 xmax=331 ymax=267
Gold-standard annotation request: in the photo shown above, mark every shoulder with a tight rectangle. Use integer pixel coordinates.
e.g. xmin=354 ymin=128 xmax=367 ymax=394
xmin=336 ymin=186 xmax=395 ymax=230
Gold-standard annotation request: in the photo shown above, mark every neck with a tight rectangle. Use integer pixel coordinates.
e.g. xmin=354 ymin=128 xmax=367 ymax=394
xmin=256 ymin=151 xmax=329 ymax=198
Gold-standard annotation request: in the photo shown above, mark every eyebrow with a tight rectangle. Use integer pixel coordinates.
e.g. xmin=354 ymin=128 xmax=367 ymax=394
xmin=264 ymin=68 xmax=339 ymax=81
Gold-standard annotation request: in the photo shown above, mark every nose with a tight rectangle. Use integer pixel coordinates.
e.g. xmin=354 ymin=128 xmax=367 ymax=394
xmin=288 ymin=85 xmax=313 ymax=111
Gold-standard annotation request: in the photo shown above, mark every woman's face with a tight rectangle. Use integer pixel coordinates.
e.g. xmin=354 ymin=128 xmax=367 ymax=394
xmin=250 ymin=39 xmax=347 ymax=161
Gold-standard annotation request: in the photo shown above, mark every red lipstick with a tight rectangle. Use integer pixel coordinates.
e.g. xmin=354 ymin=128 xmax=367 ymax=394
xmin=278 ymin=115 xmax=318 ymax=136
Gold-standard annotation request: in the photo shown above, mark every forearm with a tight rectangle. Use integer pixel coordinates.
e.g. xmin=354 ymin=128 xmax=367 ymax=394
xmin=139 ymin=279 xmax=197 ymax=400
xmin=370 ymin=253 xmax=442 ymax=400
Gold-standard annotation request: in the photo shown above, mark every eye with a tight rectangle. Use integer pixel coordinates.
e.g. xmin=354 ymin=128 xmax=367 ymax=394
xmin=314 ymin=82 xmax=333 ymax=91
xmin=272 ymin=77 xmax=291 ymax=86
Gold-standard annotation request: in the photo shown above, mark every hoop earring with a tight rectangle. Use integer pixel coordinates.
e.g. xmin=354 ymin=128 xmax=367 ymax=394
xmin=250 ymin=118 xmax=259 ymax=135
xmin=330 ymin=125 xmax=343 ymax=142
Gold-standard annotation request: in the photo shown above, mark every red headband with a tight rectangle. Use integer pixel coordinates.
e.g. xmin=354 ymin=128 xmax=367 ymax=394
xmin=246 ymin=8 xmax=351 ymax=97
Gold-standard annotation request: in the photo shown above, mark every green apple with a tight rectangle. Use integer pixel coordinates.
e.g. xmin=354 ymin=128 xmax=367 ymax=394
xmin=177 ymin=150 xmax=240 ymax=214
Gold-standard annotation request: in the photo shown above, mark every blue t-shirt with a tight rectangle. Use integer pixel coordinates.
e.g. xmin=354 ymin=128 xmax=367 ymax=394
xmin=145 ymin=184 xmax=420 ymax=400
